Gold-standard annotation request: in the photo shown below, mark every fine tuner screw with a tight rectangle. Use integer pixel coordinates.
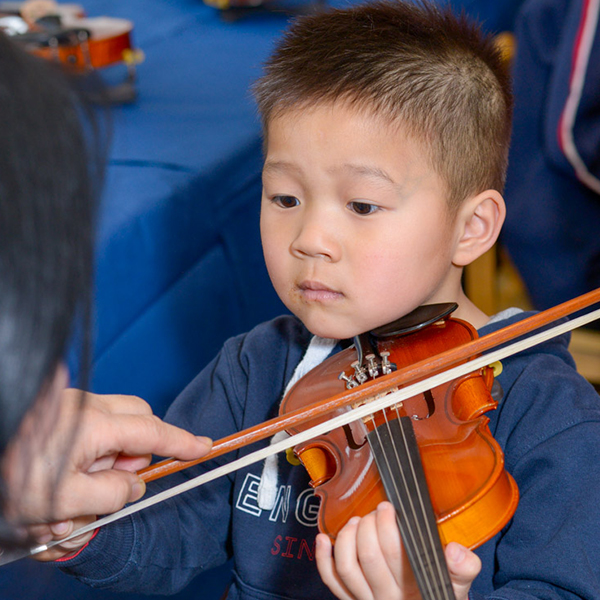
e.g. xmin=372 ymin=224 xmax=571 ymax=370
xmin=338 ymin=371 xmax=359 ymax=389
xmin=351 ymin=360 xmax=368 ymax=385
xmin=365 ymin=354 xmax=379 ymax=378
xmin=339 ymin=352 xmax=396 ymax=390
xmin=380 ymin=351 xmax=393 ymax=375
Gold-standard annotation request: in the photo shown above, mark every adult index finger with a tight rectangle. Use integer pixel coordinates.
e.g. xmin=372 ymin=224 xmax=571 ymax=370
xmin=62 ymin=389 xmax=154 ymax=416
xmin=88 ymin=412 xmax=212 ymax=463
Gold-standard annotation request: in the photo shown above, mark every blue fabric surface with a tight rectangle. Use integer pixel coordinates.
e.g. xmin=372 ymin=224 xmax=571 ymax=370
xmin=2 ymin=1 xmax=288 ymax=599
xmin=78 ymin=0 xmax=290 ymax=409
xmin=502 ymin=0 xmax=600 ymax=309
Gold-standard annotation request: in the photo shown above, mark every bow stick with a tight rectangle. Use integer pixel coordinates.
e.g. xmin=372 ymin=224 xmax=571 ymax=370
xmin=1 ymin=289 xmax=600 ymax=565
xmin=138 ymin=286 xmax=600 ymax=483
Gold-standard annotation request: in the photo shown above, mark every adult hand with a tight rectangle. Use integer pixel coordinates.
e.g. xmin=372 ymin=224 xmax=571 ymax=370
xmin=315 ymin=502 xmax=481 ymax=600
xmin=2 ymin=385 xmax=212 ymax=559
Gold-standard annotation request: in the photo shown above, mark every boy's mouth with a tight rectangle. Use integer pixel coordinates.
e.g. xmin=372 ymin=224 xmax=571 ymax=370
xmin=297 ymin=280 xmax=343 ymax=302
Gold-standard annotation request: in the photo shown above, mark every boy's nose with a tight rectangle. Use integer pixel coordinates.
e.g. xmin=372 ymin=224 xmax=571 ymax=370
xmin=290 ymin=216 xmax=340 ymax=262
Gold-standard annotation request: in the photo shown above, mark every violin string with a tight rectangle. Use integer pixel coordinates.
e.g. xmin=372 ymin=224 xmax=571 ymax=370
xmin=369 ymin=412 xmax=431 ymax=597
xmin=376 ymin=406 xmax=453 ymax=600
xmin=399 ymin=408 xmax=455 ymax=600
xmin=10 ymin=304 xmax=600 ymax=564
xmin=383 ymin=410 xmax=432 ymax=596
xmin=392 ymin=406 xmax=453 ymax=600
xmin=371 ymin=409 xmax=440 ymax=600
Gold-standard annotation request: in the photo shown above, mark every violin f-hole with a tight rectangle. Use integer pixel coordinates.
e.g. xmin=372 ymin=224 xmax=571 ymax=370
xmin=411 ymin=388 xmax=436 ymax=420
xmin=342 ymin=423 xmax=368 ymax=450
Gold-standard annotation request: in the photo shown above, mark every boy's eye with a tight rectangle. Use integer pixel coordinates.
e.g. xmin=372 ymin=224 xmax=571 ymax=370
xmin=272 ymin=195 xmax=300 ymax=208
xmin=349 ymin=201 xmax=379 ymax=215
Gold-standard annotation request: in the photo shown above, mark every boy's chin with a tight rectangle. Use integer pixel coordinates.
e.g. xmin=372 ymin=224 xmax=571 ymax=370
xmin=302 ymin=319 xmax=363 ymax=341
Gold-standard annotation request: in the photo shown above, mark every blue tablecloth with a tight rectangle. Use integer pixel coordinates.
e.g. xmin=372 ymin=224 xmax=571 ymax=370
xmin=83 ymin=0 xmax=291 ymax=416
xmin=2 ymin=1 xmax=289 ymax=598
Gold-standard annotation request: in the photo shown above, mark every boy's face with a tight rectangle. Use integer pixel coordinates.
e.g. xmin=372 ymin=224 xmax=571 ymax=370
xmin=260 ymin=102 xmax=463 ymax=340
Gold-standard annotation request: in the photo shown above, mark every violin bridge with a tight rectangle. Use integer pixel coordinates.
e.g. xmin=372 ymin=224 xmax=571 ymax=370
xmin=353 ymin=388 xmax=402 ymax=424
xmin=379 ymin=387 xmax=403 ymax=415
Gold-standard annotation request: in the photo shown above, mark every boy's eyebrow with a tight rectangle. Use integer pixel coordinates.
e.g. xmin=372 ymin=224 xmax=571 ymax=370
xmin=263 ymin=160 xmax=396 ymax=185
xmin=339 ymin=163 xmax=396 ymax=184
xmin=262 ymin=160 xmax=302 ymax=176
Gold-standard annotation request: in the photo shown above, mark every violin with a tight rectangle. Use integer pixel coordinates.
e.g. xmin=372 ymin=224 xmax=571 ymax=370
xmin=280 ymin=303 xmax=519 ymax=600
xmin=0 ymin=1 xmax=142 ymax=78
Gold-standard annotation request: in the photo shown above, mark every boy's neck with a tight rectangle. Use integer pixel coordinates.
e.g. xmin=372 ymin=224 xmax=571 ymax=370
xmin=451 ymin=289 xmax=491 ymax=329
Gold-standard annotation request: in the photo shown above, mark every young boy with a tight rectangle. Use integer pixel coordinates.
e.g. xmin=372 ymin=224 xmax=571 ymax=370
xmin=36 ymin=2 xmax=600 ymax=599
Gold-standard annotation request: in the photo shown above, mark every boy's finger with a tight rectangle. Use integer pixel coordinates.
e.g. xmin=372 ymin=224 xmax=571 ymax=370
xmin=446 ymin=542 xmax=481 ymax=600
xmin=374 ymin=502 xmax=402 ymax=581
xmin=355 ymin=510 xmax=401 ymax=599
xmin=315 ymin=533 xmax=355 ymax=600
xmin=334 ymin=516 xmax=376 ymax=600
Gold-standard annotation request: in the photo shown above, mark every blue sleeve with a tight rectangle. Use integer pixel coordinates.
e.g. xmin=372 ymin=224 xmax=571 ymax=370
xmin=492 ymin=424 xmax=600 ymax=598
xmin=58 ymin=316 xmax=308 ymax=595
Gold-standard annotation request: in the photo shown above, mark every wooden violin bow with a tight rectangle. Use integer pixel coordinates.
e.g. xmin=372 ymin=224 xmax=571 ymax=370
xmin=138 ymin=286 xmax=600 ymax=483
xmin=3 ymin=287 xmax=600 ymax=566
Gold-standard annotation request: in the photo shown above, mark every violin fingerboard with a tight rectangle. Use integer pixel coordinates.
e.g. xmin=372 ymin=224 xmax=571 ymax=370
xmin=367 ymin=417 xmax=456 ymax=600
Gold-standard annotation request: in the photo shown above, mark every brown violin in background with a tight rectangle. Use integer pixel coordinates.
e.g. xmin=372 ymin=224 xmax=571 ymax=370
xmin=281 ymin=303 xmax=519 ymax=600
xmin=0 ymin=1 xmax=143 ymax=102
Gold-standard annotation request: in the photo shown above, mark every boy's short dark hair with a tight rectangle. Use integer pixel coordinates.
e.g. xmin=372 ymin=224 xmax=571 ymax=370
xmin=253 ymin=0 xmax=513 ymax=210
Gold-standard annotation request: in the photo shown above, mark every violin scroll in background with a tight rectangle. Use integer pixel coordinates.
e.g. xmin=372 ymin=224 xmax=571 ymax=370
xmin=0 ymin=0 xmax=144 ymax=103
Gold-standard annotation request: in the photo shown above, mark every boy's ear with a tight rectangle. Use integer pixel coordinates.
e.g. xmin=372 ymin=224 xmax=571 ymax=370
xmin=452 ymin=189 xmax=506 ymax=267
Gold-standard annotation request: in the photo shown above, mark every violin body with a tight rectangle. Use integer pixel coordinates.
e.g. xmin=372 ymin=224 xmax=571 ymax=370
xmin=30 ymin=16 xmax=134 ymax=70
xmin=280 ymin=311 xmax=519 ymax=550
